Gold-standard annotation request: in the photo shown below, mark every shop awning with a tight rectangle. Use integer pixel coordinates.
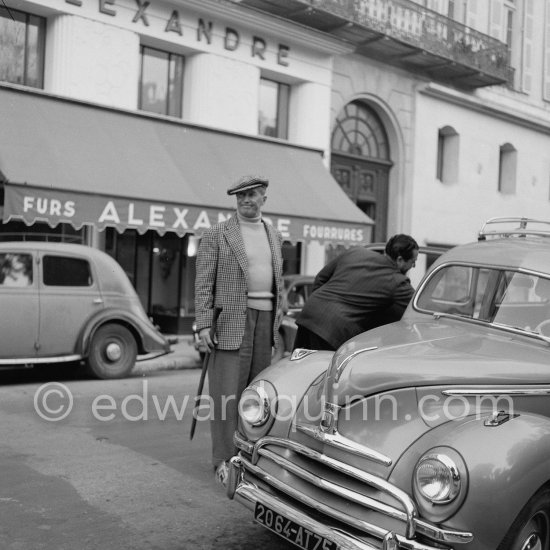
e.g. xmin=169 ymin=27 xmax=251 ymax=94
xmin=0 ymin=85 xmax=373 ymax=245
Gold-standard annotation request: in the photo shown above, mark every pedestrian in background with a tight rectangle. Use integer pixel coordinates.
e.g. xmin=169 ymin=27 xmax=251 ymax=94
xmin=293 ymin=234 xmax=419 ymax=351
xmin=194 ymin=175 xmax=283 ymax=485
xmin=0 ymin=253 xmax=32 ymax=286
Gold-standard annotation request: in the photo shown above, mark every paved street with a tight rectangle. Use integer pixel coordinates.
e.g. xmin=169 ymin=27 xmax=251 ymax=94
xmin=0 ymin=346 xmax=294 ymax=550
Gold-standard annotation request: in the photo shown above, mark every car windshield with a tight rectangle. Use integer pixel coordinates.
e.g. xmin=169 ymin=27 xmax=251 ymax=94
xmin=416 ymin=264 xmax=550 ymax=336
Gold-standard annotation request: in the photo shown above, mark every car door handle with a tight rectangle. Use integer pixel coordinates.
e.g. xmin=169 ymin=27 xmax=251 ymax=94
xmin=93 ymin=298 xmax=104 ymax=304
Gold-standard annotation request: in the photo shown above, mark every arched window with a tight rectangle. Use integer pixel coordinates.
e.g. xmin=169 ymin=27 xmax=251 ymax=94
xmin=331 ymin=101 xmax=389 ymax=161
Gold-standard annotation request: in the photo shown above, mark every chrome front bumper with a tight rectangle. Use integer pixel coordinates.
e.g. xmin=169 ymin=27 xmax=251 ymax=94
xmin=227 ymin=449 xmax=472 ymax=550
xmin=228 ymin=456 xmax=386 ymax=550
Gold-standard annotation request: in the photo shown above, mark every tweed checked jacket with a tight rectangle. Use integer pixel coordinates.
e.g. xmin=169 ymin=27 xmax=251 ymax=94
xmin=195 ymin=215 xmax=284 ymax=350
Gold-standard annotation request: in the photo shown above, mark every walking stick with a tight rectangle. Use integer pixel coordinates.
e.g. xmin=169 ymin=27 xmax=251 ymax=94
xmin=190 ymin=307 xmax=222 ymax=440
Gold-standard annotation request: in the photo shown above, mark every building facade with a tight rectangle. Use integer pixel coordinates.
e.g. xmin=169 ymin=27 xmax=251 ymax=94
xmin=3 ymin=0 xmax=550 ymax=330
xmin=250 ymin=0 xmax=550 ymax=261
xmin=0 ymin=0 xmax=372 ymax=332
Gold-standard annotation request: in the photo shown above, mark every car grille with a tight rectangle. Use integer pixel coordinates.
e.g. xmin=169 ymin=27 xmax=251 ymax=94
xmin=236 ymin=432 xmax=472 ymax=548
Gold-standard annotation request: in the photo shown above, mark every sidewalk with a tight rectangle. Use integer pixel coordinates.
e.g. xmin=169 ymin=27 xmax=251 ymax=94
xmin=133 ymin=335 xmax=202 ymax=374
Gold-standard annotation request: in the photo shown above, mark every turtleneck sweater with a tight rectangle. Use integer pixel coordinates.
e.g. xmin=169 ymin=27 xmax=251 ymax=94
xmin=238 ymin=213 xmax=274 ymax=311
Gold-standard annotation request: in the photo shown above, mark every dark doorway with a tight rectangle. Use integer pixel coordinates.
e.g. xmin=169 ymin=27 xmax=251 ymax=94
xmin=331 ymin=101 xmax=392 ymax=242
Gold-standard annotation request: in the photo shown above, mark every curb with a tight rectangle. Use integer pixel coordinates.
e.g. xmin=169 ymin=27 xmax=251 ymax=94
xmin=134 ymin=335 xmax=202 ymax=374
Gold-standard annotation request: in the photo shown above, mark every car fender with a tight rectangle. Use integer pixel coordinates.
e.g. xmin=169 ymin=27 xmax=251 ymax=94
xmin=77 ymin=308 xmax=168 ymax=356
xmin=390 ymin=412 xmax=550 ymax=549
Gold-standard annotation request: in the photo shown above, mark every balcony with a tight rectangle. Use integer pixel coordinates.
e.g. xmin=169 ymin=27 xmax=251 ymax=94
xmin=229 ymin=0 xmax=514 ymax=88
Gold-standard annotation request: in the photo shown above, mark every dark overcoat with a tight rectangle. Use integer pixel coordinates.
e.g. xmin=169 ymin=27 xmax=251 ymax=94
xmin=296 ymin=247 xmax=414 ymax=349
xmin=195 ymin=215 xmax=284 ymax=350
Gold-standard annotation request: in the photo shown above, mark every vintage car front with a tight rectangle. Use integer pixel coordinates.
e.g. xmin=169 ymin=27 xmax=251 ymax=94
xmin=227 ymin=218 xmax=550 ymax=550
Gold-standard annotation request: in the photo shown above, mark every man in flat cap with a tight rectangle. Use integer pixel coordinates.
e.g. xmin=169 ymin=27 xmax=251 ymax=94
xmin=195 ymin=175 xmax=283 ymax=484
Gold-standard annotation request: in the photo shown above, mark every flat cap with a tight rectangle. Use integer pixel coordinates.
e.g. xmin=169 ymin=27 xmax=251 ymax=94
xmin=227 ymin=175 xmax=269 ymax=195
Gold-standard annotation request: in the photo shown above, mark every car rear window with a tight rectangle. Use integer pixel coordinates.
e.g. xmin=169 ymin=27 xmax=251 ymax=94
xmin=0 ymin=253 xmax=33 ymax=286
xmin=43 ymin=255 xmax=92 ymax=287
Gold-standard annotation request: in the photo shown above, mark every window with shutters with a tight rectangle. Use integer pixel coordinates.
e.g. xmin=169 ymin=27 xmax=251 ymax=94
xmin=466 ymin=0 xmax=478 ymax=29
xmin=522 ymin=0 xmax=534 ymax=93
xmin=448 ymin=0 xmax=455 ymax=18
xmin=489 ymin=0 xmax=504 ymax=41
xmin=503 ymin=0 xmax=518 ymax=88
xmin=505 ymin=5 xmax=513 ymax=47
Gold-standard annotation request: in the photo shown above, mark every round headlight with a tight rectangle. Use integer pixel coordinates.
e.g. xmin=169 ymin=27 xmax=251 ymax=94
xmin=239 ymin=383 xmax=272 ymax=427
xmin=414 ymin=453 xmax=461 ymax=504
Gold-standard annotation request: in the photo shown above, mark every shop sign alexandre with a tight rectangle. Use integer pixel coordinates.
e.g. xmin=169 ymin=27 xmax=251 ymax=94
xmin=64 ymin=0 xmax=291 ymax=67
xmin=3 ymin=186 xmax=367 ymax=246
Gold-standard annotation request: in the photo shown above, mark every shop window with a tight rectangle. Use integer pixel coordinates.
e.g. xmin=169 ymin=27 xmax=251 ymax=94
xmin=0 ymin=220 xmax=85 ymax=243
xmin=105 ymin=228 xmax=196 ymax=333
xmin=282 ymin=241 xmax=301 ymax=275
xmin=436 ymin=126 xmax=459 ymax=184
xmin=498 ymin=143 xmax=517 ymax=195
xmin=139 ymin=46 xmax=184 ymax=117
xmin=258 ymin=77 xmax=289 ymax=139
xmin=0 ymin=6 xmax=45 ymax=88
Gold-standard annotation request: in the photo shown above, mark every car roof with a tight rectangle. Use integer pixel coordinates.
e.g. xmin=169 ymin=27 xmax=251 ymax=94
xmin=0 ymin=241 xmax=135 ymax=291
xmin=432 ymin=237 xmax=550 ymax=274
xmin=0 ymin=241 xmax=102 ymax=257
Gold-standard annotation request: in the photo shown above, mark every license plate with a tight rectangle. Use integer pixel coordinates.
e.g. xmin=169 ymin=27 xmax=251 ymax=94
xmin=254 ymin=502 xmax=338 ymax=550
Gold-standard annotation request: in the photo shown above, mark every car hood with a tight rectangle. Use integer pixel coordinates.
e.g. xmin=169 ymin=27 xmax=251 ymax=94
xmin=327 ymin=318 xmax=550 ymax=405
xmin=290 ymin=318 xmax=550 ymax=478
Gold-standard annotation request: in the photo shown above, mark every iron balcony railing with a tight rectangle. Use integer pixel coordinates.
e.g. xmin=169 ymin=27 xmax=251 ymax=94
xmin=312 ymin=0 xmax=513 ymax=82
xmin=230 ymin=0 xmax=514 ymax=87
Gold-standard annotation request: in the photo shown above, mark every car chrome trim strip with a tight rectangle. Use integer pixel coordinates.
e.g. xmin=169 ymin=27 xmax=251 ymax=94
xmin=0 ymin=354 xmax=82 ymax=366
xmin=334 ymin=347 xmax=378 ymax=382
xmin=232 ymin=454 xmax=472 ymax=548
xmin=442 ymin=388 xmax=550 ymax=396
xmin=238 ymin=456 xmax=397 ymax=544
xmin=297 ymin=423 xmax=393 ymax=466
xmin=258 ymin=446 xmax=411 ymax=526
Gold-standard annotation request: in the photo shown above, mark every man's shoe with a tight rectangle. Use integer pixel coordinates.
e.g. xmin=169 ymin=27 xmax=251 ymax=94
xmin=215 ymin=461 xmax=229 ymax=487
